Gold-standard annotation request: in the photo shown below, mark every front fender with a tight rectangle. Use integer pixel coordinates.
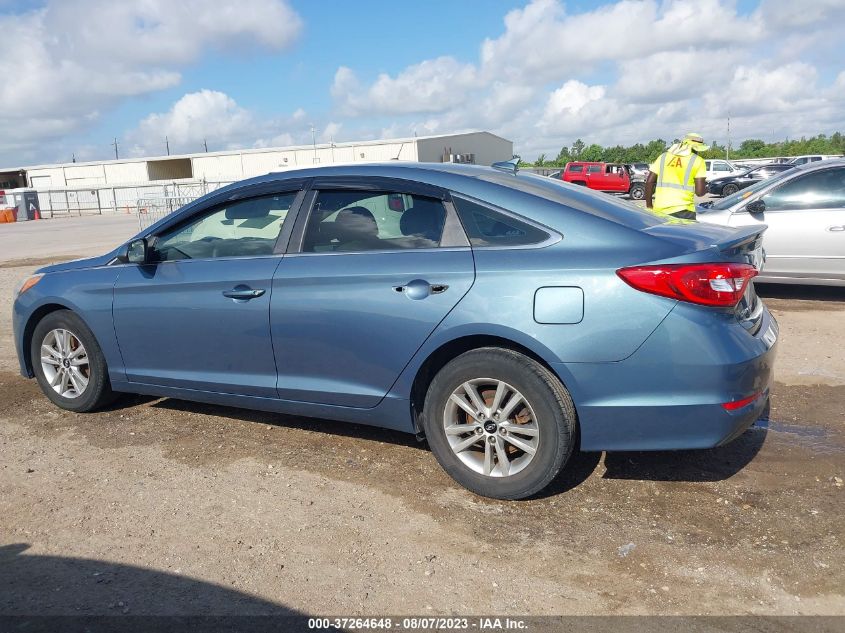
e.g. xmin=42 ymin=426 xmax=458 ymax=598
xmin=13 ymin=267 xmax=124 ymax=382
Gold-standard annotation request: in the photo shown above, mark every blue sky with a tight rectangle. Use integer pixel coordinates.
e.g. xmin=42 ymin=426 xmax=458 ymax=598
xmin=1 ymin=0 xmax=844 ymax=166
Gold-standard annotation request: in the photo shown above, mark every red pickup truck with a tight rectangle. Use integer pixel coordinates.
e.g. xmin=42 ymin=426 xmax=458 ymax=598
xmin=554 ymin=162 xmax=645 ymax=200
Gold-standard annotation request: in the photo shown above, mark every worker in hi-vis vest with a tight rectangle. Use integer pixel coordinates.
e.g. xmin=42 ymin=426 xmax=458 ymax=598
xmin=644 ymin=133 xmax=709 ymax=220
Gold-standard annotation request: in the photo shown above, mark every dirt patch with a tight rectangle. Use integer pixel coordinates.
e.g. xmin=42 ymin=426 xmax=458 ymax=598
xmin=0 ymin=256 xmax=84 ymax=269
xmin=1 ymin=370 xmax=843 ymax=615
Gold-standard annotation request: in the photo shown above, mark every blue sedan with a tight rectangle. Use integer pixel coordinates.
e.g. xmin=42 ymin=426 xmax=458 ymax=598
xmin=12 ymin=163 xmax=777 ymax=499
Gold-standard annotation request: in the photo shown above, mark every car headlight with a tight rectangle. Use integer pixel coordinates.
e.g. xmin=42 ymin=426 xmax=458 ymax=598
xmin=15 ymin=273 xmax=44 ymax=297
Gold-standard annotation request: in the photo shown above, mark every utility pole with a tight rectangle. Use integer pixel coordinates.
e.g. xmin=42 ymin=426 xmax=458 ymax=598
xmin=165 ymin=136 xmax=170 ymax=156
xmin=112 ymin=137 xmax=119 ymax=160
xmin=726 ymin=114 xmax=731 ymax=161
xmin=72 ymin=153 xmax=76 ymax=163
xmin=203 ymin=138 xmax=208 ymax=152
xmin=311 ymin=124 xmax=317 ymax=163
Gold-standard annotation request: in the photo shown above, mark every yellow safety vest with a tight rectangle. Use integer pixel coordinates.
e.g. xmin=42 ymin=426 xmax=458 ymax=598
xmin=650 ymin=149 xmax=705 ymax=218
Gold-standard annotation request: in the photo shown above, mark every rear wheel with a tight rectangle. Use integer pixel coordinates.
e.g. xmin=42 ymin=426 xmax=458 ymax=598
xmin=30 ymin=310 xmax=116 ymax=412
xmin=422 ymin=348 xmax=576 ymax=500
xmin=629 ymin=183 xmax=645 ymax=200
xmin=722 ymin=183 xmax=739 ymax=196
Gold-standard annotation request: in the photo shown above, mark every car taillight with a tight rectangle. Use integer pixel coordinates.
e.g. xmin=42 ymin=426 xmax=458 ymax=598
xmin=617 ymin=263 xmax=758 ymax=307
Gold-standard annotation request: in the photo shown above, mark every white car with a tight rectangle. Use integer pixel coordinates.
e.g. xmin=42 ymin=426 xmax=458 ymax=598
xmin=787 ymin=154 xmax=843 ymax=166
xmin=704 ymin=159 xmax=745 ymax=181
xmin=697 ymin=159 xmax=845 ymax=285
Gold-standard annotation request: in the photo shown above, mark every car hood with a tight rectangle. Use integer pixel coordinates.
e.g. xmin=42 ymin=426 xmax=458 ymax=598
xmin=37 ymin=251 xmax=117 ymax=274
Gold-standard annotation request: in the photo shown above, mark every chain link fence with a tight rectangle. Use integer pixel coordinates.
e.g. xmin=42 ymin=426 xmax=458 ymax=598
xmin=34 ymin=180 xmax=233 ymax=219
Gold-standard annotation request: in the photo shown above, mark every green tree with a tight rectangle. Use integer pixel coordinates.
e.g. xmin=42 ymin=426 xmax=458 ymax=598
xmin=571 ymin=139 xmax=585 ymax=158
xmin=534 ymin=153 xmax=547 ymax=166
xmin=555 ymin=146 xmax=572 ymax=165
xmin=739 ymin=139 xmax=766 ymax=156
xmin=581 ymin=143 xmax=604 ymax=162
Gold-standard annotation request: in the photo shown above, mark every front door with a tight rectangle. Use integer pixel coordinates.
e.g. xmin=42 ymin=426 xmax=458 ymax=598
xmin=113 ymin=191 xmax=300 ymax=397
xmin=729 ymin=166 xmax=845 ymax=281
xmin=270 ymin=186 xmax=475 ymax=408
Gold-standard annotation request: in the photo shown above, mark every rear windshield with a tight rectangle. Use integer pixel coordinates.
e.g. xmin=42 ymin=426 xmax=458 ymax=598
xmin=475 ymin=171 xmax=665 ymax=229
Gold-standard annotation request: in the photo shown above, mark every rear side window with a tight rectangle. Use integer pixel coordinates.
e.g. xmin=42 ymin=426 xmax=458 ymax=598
xmin=567 ymin=165 xmax=583 ymax=173
xmin=587 ymin=165 xmax=601 ymax=174
xmin=452 ymin=196 xmax=550 ymax=247
xmin=302 ymin=190 xmax=447 ymax=252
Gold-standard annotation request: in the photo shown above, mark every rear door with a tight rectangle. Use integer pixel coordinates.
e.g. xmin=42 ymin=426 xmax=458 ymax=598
xmin=113 ymin=189 xmax=303 ymax=396
xmin=270 ymin=180 xmax=475 ymax=408
xmin=729 ymin=166 xmax=845 ymax=281
xmin=585 ymin=164 xmax=603 ymax=189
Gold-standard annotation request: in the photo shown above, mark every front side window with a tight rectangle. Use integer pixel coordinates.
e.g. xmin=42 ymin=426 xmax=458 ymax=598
xmin=763 ymin=168 xmax=845 ymax=211
xmin=153 ymin=193 xmax=297 ymax=261
xmin=302 ymin=190 xmax=446 ymax=253
xmin=452 ymin=196 xmax=550 ymax=248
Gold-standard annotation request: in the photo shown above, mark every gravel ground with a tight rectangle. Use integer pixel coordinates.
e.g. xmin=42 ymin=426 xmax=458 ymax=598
xmin=0 ymin=218 xmax=843 ymax=617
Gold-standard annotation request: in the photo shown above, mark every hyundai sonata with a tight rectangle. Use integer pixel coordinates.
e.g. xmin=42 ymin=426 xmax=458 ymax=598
xmin=13 ymin=163 xmax=777 ymax=499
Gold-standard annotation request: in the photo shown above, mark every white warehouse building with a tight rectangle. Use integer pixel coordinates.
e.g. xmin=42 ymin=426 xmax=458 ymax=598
xmin=4 ymin=131 xmax=512 ymax=190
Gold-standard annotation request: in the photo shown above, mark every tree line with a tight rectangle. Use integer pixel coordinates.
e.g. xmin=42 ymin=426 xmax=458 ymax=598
xmin=527 ymin=133 xmax=845 ymax=167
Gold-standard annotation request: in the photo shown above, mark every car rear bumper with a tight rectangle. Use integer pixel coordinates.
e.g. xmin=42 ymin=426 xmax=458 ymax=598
xmin=554 ymin=303 xmax=778 ymax=451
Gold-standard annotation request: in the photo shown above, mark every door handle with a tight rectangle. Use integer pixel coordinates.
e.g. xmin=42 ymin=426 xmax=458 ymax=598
xmin=222 ymin=286 xmax=266 ymax=300
xmin=827 ymin=225 xmax=845 ymax=232
xmin=392 ymin=279 xmax=449 ymax=300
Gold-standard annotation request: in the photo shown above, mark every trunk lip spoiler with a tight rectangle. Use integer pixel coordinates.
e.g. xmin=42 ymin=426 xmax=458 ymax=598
xmin=716 ymin=224 xmax=767 ymax=253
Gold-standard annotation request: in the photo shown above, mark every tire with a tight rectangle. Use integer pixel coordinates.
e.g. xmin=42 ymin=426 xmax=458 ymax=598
xmin=422 ymin=347 xmax=576 ymax=500
xmin=629 ymin=183 xmax=645 ymax=200
xmin=722 ymin=183 xmax=739 ymax=196
xmin=30 ymin=309 xmax=116 ymax=413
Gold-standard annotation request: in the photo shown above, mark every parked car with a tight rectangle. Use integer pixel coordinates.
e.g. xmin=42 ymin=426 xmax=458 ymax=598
xmin=561 ymin=161 xmax=645 ymax=200
xmin=787 ymin=154 xmax=843 ymax=166
xmin=707 ymin=163 xmax=795 ymax=196
xmin=13 ymin=163 xmax=777 ymax=500
xmin=704 ymin=159 xmax=745 ymax=181
xmin=699 ymin=159 xmax=845 ymax=285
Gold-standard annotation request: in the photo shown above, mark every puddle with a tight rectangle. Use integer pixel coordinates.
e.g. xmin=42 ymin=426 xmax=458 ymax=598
xmin=753 ymin=417 xmax=845 ymax=454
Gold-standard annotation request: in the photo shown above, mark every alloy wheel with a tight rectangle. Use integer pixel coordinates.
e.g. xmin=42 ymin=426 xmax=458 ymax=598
xmin=443 ymin=378 xmax=539 ymax=477
xmin=40 ymin=328 xmax=89 ymax=399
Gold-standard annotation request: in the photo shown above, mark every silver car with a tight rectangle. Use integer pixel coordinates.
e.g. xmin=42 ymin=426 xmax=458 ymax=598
xmin=698 ymin=159 xmax=845 ymax=286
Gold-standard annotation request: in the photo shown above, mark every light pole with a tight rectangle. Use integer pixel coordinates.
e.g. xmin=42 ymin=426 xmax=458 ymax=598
xmin=311 ymin=125 xmax=317 ymax=163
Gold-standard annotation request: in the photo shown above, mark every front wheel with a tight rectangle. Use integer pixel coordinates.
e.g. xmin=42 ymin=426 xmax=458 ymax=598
xmin=422 ymin=348 xmax=577 ymax=500
xmin=722 ymin=183 xmax=739 ymax=196
xmin=629 ymin=183 xmax=645 ymax=200
xmin=30 ymin=310 xmax=116 ymax=412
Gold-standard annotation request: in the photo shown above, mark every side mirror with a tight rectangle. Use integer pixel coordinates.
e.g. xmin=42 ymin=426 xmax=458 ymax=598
xmin=122 ymin=238 xmax=148 ymax=264
xmin=746 ymin=200 xmax=766 ymax=215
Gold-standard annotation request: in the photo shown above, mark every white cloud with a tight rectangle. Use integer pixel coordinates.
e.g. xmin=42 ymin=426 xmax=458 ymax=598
xmin=479 ymin=0 xmax=761 ymax=84
xmin=328 ymin=0 xmax=845 ymax=162
xmin=126 ymin=90 xmax=321 ymax=155
xmin=129 ymin=90 xmax=254 ymax=154
xmin=0 ymin=0 xmax=302 ymax=164
xmin=332 ymin=57 xmax=479 ymax=116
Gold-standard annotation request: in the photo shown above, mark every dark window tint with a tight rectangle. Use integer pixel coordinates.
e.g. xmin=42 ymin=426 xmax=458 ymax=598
xmin=587 ymin=165 xmax=601 ymax=173
xmin=763 ymin=168 xmax=845 ymax=210
xmin=153 ymin=193 xmax=296 ymax=261
xmin=567 ymin=164 xmax=583 ymax=173
xmin=452 ymin=196 xmax=550 ymax=247
xmin=302 ymin=190 xmax=446 ymax=253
